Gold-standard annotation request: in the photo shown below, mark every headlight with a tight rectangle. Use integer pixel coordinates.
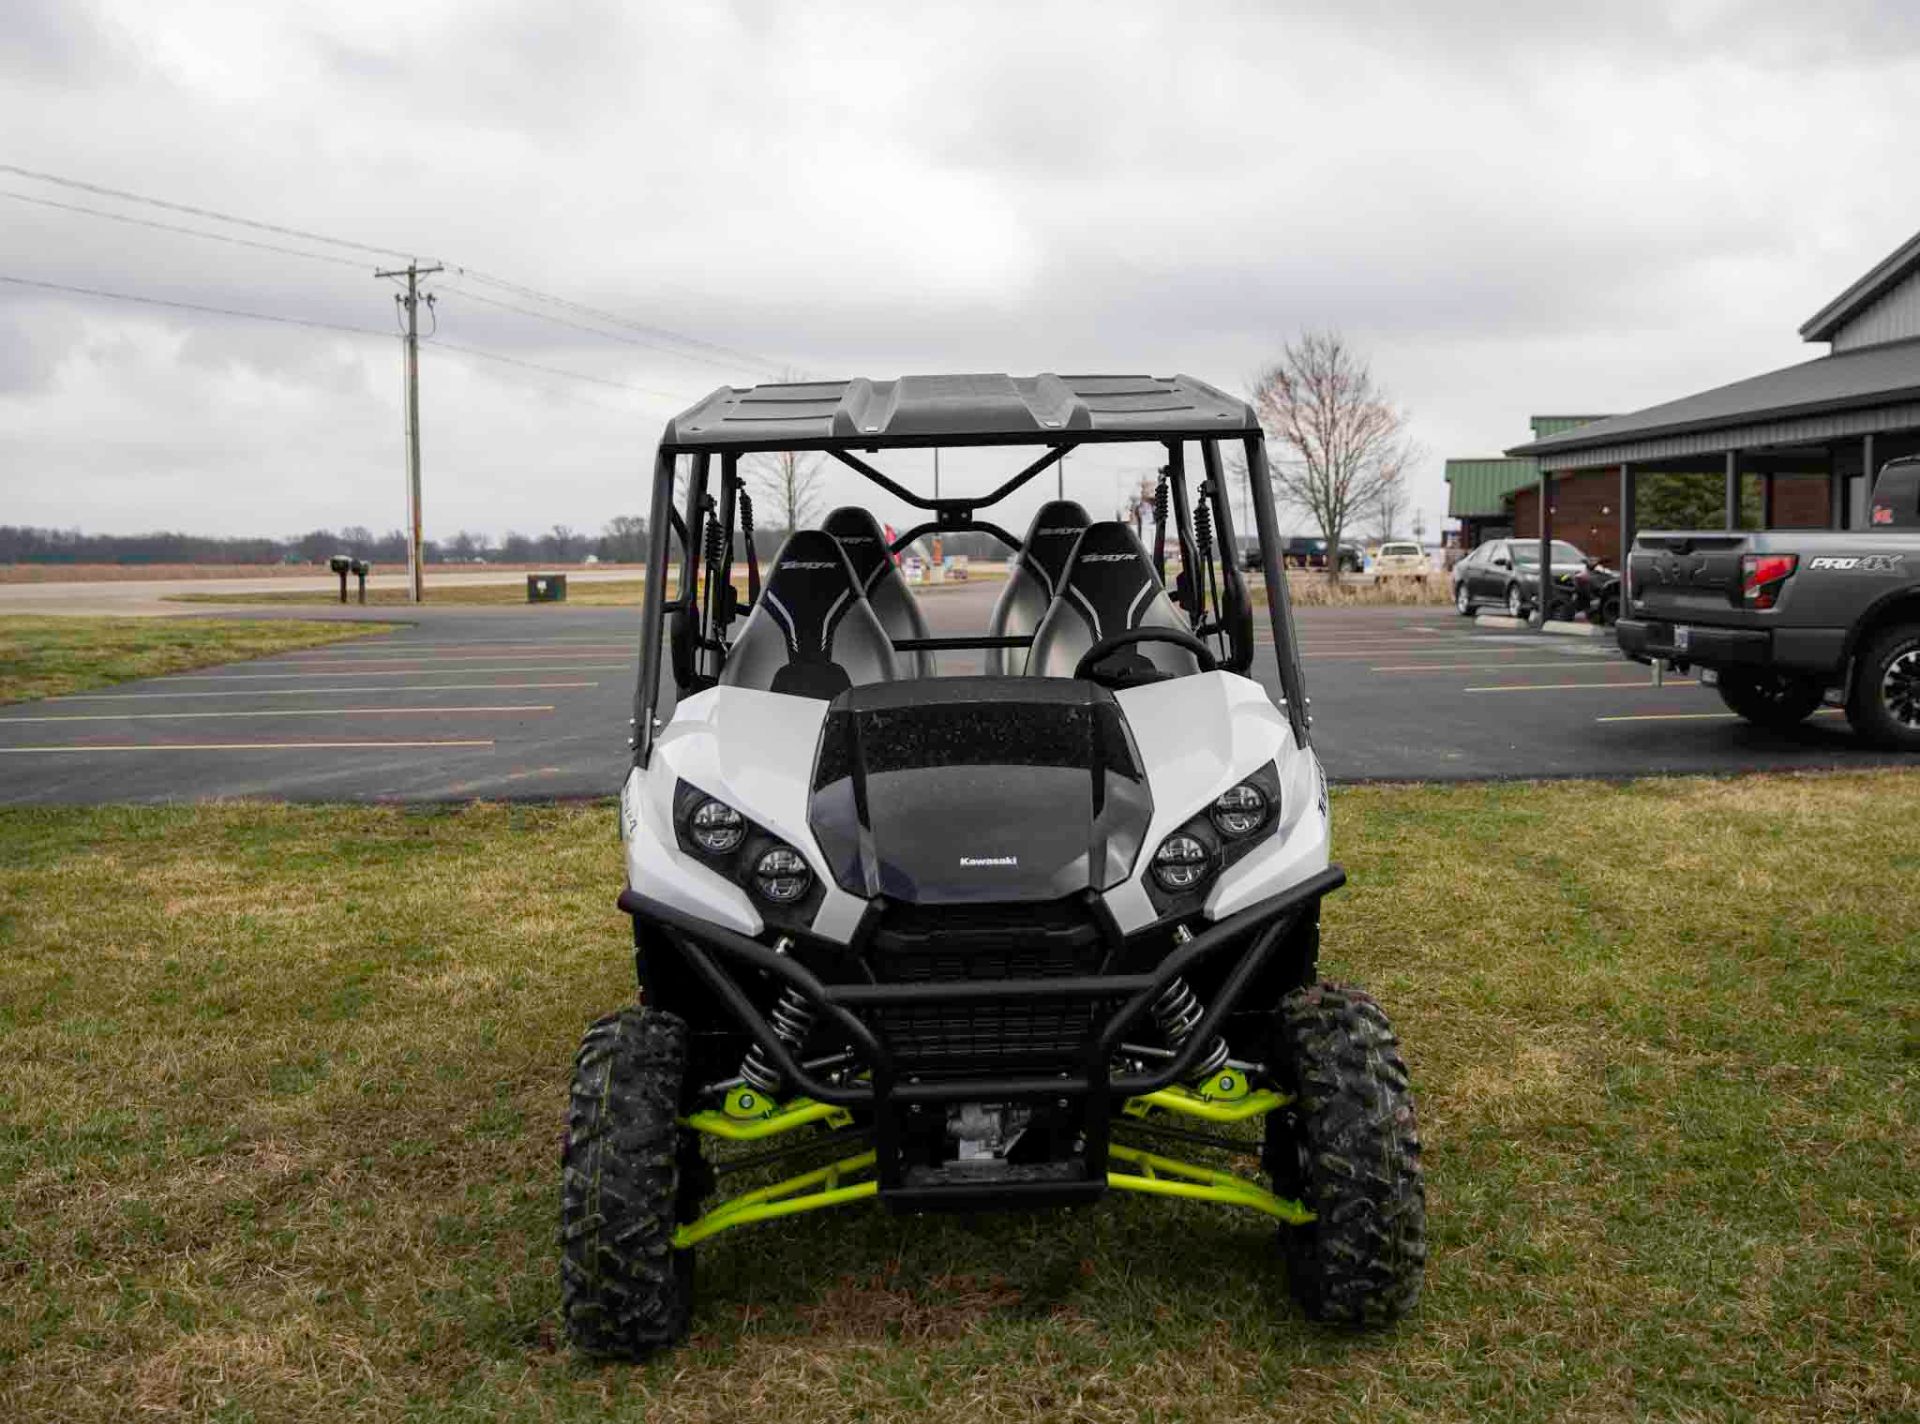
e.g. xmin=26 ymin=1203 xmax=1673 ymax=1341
xmin=1209 ymin=780 xmax=1269 ymax=838
xmin=1151 ymin=832 xmax=1211 ymax=892
xmin=689 ymin=797 xmax=746 ymax=854
xmin=753 ymin=844 xmax=812 ymax=903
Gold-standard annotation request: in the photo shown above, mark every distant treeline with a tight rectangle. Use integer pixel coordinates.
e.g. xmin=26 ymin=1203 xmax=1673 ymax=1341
xmin=0 ymin=519 xmax=1016 ymax=567
xmin=0 ymin=519 xmax=654 ymax=567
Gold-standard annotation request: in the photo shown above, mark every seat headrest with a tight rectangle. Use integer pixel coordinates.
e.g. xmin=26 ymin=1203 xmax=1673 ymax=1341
xmin=760 ymin=529 xmax=864 ymax=657
xmin=1017 ymin=499 xmax=1091 ymax=600
xmin=821 ymin=506 xmax=893 ymax=590
xmin=1054 ymin=521 xmax=1162 ymax=639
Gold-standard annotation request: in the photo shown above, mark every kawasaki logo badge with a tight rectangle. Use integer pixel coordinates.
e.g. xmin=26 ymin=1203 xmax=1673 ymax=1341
xmin=959 ymin=855 xmax=1019 ymax=867
xmin=1808 ymin=554 xmax=1905 ymax=573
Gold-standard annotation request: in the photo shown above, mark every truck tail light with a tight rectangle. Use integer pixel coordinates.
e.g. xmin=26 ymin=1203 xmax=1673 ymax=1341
xmin=1741 ymin=553 xmax=1797 ymax=610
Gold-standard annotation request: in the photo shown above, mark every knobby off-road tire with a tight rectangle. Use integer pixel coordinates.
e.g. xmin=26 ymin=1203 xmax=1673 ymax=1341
xmin=1846 ymin=620 xmax=1920 ymax=751
xmin=1717 ymin=668 xmax=1825 ymax=731
xmin=1265 ymin=983 xmax=1426 ymax=1326
xmin=560 ymin=1007 xmax=698 ymax=1359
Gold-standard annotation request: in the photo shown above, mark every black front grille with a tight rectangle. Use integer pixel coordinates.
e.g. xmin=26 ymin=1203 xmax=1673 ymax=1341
xmin=864 ymin=899 xmax=1112 ymax=1074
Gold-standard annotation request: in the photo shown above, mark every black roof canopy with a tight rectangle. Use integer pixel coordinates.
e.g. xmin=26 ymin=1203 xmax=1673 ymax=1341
xmin=661 ymin=373 xmax=1258 ymax=452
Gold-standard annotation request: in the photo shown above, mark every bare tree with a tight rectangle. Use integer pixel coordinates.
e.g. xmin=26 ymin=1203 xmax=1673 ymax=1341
xmin=1250 ymin=332 xmax=1416 ymax=582
xmin=1370 ymin=466 xmax=1409 ymax=542
xmin=751 ymin=449 xmax=826 ymax=535
xmin=599 ymin=515 xmax=649 ymax=564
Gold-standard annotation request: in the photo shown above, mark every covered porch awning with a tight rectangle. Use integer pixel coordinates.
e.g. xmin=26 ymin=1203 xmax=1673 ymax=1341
xmin=1505 ymin=336 xmax=1920 ymax=472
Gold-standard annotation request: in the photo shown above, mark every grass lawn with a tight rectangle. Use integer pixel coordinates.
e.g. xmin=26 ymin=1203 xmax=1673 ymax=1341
xmin=0 ymin=617 xmax=395 ymax=705
xmin=1 ymin=773 xmax=1915 ymax=1421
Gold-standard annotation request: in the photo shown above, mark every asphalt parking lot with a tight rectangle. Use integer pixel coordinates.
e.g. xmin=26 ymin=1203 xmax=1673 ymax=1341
xmin=1 ymin=583 xmax=1908 ymax=803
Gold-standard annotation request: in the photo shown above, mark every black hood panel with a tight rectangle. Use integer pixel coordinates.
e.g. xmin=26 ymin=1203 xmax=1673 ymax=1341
xmin=808 ymin=678 xmax=1152 ymax=905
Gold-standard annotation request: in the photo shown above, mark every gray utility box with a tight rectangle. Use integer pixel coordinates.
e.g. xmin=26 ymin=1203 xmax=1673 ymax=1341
xmin=527 ymin=573 xmax=568 ymax=603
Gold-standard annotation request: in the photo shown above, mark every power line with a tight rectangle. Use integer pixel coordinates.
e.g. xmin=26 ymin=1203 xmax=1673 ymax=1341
xmin=0 ymin=273 xmax=385 ymax=338
xmin=1 ymin=189 xmax=370 ymax=271
xmin=426 ymin=337 xmax=687 ymax=398
xmin=4 ymin=161 xmax=794 ymax=379
xmin=438 ymin=282 xmax=765 ymax=376
xmin=447 ymin=267 xmax=790 ymax=375
xmin=0 ymin=162 xmax=414 ymax=260
xmin=0 ymin=272 xmax=685 ymax=404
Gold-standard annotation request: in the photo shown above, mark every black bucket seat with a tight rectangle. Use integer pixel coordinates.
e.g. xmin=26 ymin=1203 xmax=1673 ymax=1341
xmin=1025 ymin=521 xmax=1201 ymax=683
xmin=821 ymin=507 xmax=936 ymax=677
xmin=719 ymin=530 xmax=898 ymax=698
xmin=985 ymin=500 xmax=1090 ymax=675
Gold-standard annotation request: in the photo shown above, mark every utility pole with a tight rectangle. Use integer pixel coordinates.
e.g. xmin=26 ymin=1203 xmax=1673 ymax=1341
xmin=375 ymin=261 xmax=441 ymax=602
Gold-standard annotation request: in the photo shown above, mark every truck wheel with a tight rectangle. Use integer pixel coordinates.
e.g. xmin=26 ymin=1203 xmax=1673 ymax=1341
xmin=560 ymin=1007 xmax=698 ymax=1358
xmin=1846 ymin=621 xmax=1920 ymax=750
xmin=1264 ymin=984 xmax=1426 ymax=1326
xmin=1454 ymin=583 xmax=1472 ymax=616
xmin=1717 ymin=669 xmax=1825 ymax=730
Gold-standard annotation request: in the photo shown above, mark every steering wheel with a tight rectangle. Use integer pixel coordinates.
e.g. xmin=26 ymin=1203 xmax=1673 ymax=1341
xmin=1073 ymin=627 xmax=1217 ymax=686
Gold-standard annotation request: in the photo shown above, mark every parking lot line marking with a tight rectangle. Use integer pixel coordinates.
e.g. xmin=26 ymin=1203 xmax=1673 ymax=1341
xmin=48 ymin=681 xmax=597 ymax=701
xmin=1596 ymin=709 xmax=1843 ymax=723
xmin=1370 ymin=659 xmax=1621 ymax=672
xmin=267 ymin=648 xmax=635 ymax=664
xmin=0 ymin=739 xmax=496 ymax=753
xmin=161 ymin=664 xmax=628 ymax=681
xmin=280 ymin=642 xmax=633 ymax=655
xmin=1464 ymin=680 xmax=1699 ymax=693
xmin=0 ymin=705 xmax=554 ymax=724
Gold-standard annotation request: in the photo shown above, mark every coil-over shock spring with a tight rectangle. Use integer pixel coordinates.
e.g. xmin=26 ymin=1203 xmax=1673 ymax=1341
xmin=1195 ymin=496 xmax=1214 ymax=558
xmin=1151 ymin=976 xmax=1230 ymax=1083
xmin=738 ymin=985 xmax=816 ymax=1096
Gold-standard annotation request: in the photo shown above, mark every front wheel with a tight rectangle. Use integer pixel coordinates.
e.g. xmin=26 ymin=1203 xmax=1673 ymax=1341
xmin=1592 ymin=593 xmax=1619 ymax=627
xmin=1264 ymin=984 xmax=1426 ymax=1326
xmin=560 ymin=1008 xmax=699 ymax=1359
xmin=1454 ymin=582 xmax=1472 ymax=616
xmin=1717 ymin=669 xmax=1825 ymax=731
xmin=1505 ymin=584 xmax=1525 ymax=618
xmin=1846 ymin=621 xmax=1920 ymax=750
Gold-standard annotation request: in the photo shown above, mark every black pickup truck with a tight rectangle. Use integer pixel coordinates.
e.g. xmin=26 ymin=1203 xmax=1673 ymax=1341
xmin=1618 ymin=456 xmax=1920 ymax=749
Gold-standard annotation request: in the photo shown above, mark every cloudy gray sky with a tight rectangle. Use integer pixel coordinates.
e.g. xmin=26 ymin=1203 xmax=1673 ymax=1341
xmin=5 ymin=0 xmax=1920 ymax=547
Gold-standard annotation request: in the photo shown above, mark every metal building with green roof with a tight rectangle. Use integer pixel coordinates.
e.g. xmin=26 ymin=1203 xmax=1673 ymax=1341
xmin=1446 ymin=417 xmax=1609 ymax=549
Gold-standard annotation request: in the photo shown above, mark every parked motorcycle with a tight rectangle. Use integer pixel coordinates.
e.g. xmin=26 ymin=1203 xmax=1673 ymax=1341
xmin=1573 ymin=560 xmax=1621 ymax=626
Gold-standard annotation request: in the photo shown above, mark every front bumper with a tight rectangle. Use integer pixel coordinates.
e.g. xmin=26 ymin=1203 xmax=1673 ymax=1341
xmin=619 ymin=865 xmax=1342 ymax=1209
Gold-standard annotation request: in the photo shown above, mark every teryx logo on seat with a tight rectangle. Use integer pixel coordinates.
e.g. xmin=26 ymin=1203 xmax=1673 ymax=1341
xmin=779 ymin=560 xmax=842 ymax=571
xmin=1078 ymin=553 xmax=1138 ymax=563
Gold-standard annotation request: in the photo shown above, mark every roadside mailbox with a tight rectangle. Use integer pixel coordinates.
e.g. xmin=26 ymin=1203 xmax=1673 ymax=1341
xmin=350 ymin=558 xmax=370 ymax=604
xmin=328 ymin=553 xmax=352 ymax=604
xmin=528 ymin=573 xmax=567 ymax=603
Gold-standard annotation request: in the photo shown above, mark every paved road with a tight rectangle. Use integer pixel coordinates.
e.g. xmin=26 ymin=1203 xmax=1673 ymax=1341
xmin=1 ymin=585 xmax=1907 ymax=804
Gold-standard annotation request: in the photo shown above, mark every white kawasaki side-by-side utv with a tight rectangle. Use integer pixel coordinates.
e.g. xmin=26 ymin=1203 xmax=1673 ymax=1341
xmin=562 ymin=374 xmax=1425 ymax=1357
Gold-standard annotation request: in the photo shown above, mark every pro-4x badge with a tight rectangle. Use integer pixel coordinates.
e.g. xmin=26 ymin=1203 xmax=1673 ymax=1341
xmin=1807 ymin=554 xmax=1905 ymax=573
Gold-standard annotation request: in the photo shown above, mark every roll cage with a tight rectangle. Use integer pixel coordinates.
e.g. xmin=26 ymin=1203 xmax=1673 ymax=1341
xmin=632 ymin=373 xmax=1310 ymax=759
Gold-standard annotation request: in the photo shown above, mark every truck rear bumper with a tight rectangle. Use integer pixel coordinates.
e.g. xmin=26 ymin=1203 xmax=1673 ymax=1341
xmin=1618 ymin=619 xmax=1847 ymax=676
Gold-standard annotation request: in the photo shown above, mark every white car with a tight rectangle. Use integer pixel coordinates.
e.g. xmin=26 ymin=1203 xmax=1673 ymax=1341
xmin=1372 ymin=541 xmax=1429 ymax=579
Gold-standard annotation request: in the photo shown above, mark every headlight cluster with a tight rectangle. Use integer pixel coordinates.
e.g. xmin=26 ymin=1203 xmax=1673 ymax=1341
xmin=679 ymin=786 xmax=815 ymax=907
xmin=1149 ymin=774 xmax=1275 ymax=895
